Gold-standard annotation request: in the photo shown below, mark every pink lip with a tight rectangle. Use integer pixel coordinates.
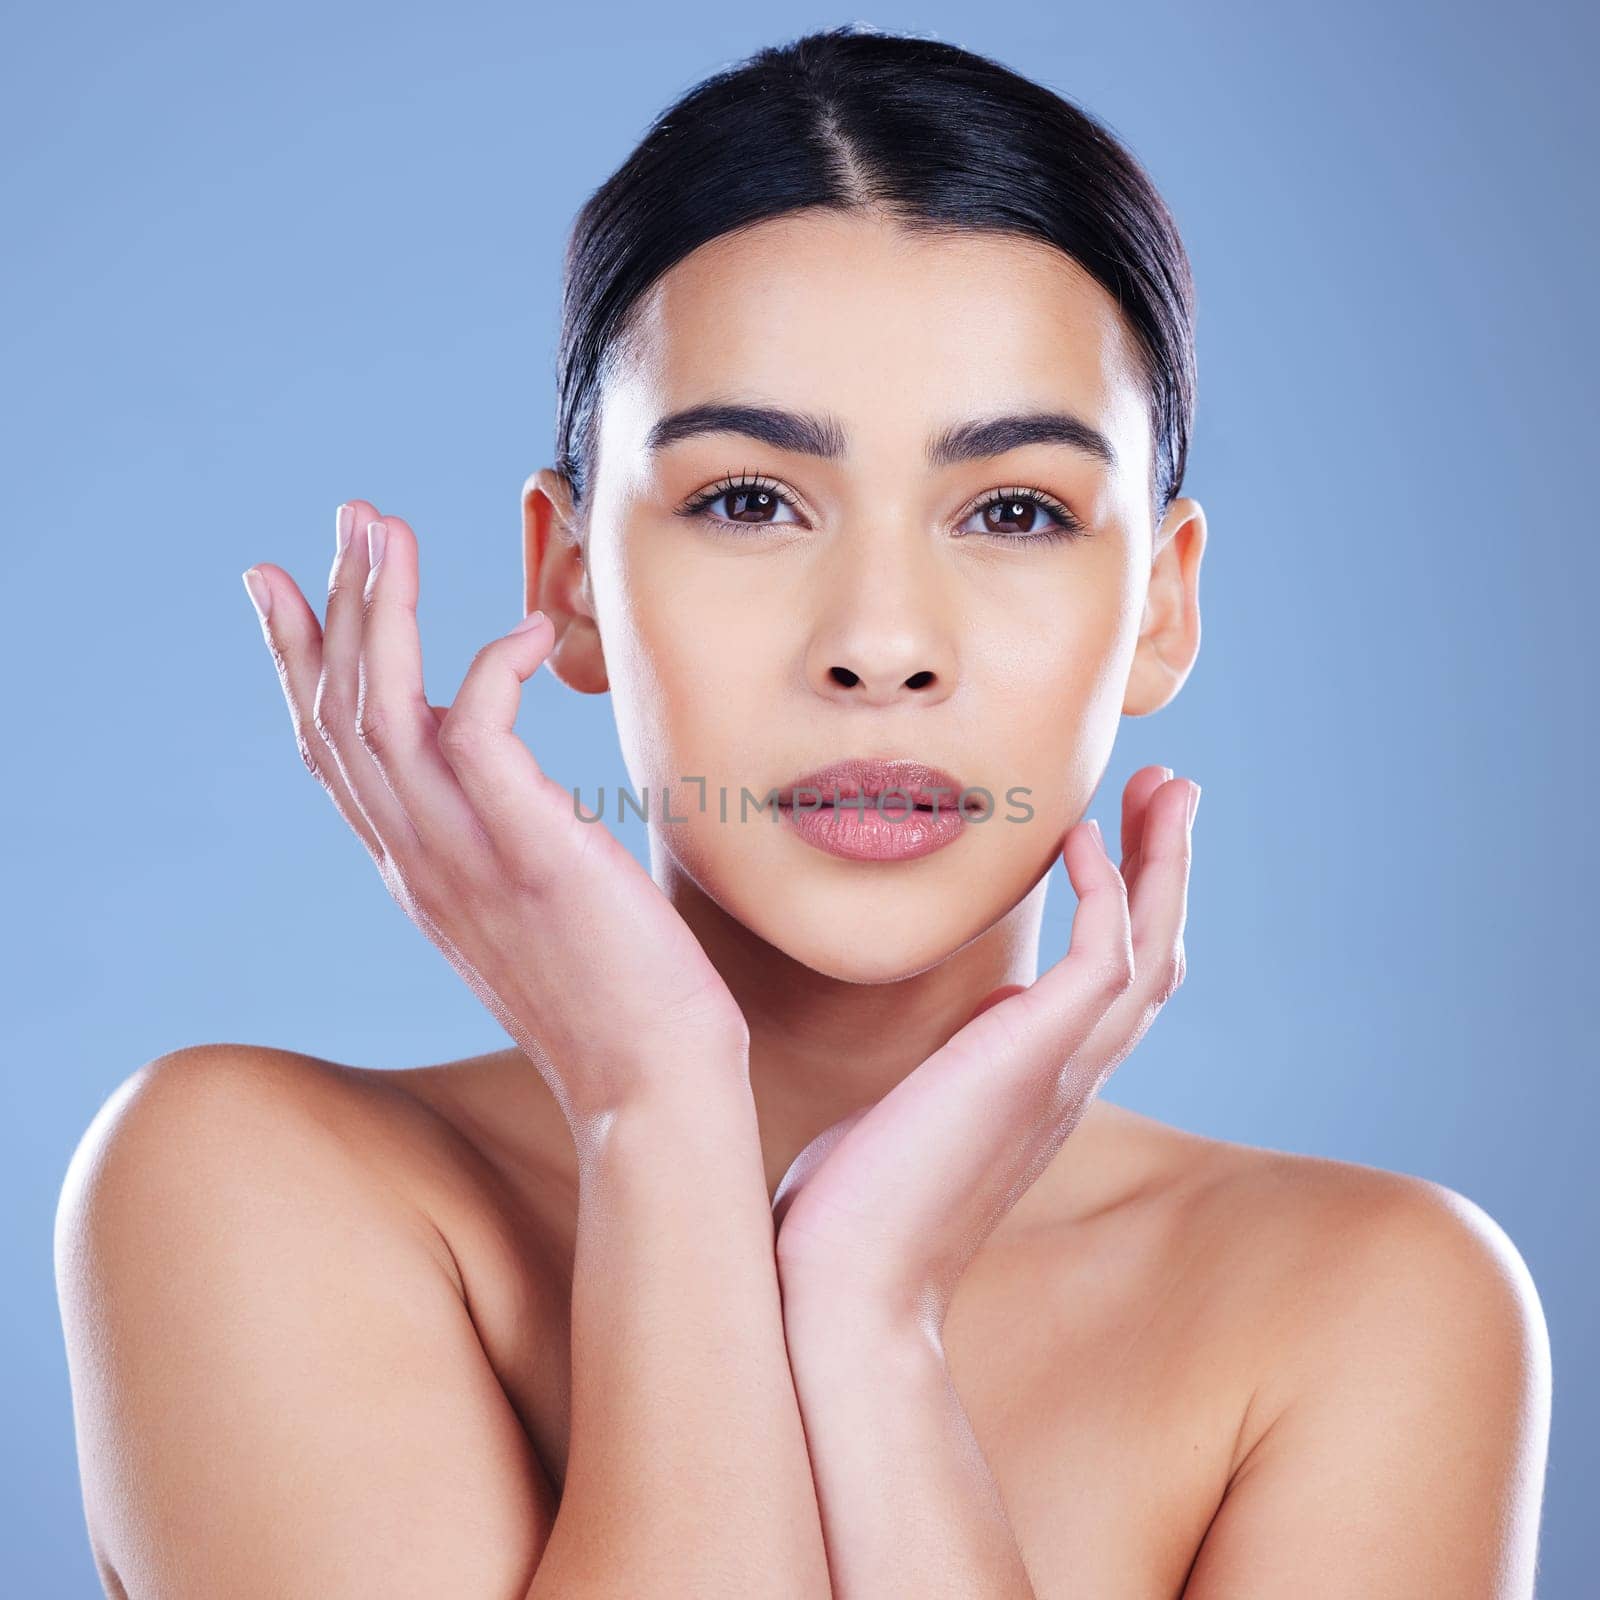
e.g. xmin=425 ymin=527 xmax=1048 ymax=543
xmin=774 ymin=757 xmax=979 ymax=862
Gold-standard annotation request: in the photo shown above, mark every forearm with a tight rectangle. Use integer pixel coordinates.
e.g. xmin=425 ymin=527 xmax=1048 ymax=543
xmin=781 ymin=1292 xmax=1036 ymax=1600
xmin=528 ymin=1071 xmax=830 ymax=1599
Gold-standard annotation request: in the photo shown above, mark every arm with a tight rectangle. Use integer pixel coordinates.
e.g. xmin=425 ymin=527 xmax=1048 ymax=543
xmin=1180 ymin=1178 xmax=1551 ymax=1599
xmin=768 ymin=769 xmax=1196 ymax=1597
xmin=781 ymin=1295 xmax=1034 ymax=1598
xmin=531 ymin=1071 xmax=831 ymax=1597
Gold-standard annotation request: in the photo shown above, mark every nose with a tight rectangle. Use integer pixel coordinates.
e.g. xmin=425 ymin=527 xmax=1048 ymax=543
xmin=805 ymin=531 xmax=957 ymax=708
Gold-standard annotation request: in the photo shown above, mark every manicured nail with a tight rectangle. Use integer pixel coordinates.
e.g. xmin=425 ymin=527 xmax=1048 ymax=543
xmin=1084 ymin=817 xmax=1103 ymax=848
xmin=242 ymin=567 xmax=271 ymax=622
xmin=335 ymin=503 xmax=354 ymax=553
xmin=1186 ymin=783 xmax=1202 ymax=825
xmin=1160 ymin=765 xmax=1175 ymax=784
xmin=509 ymin=608 xmax=548 ymax=634
xmin=367 ymin=519 xmax=388 ymax=568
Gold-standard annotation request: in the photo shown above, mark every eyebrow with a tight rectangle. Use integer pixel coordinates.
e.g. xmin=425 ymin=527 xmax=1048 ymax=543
xmin=644 ymin=400 xmax=1118 ymax=471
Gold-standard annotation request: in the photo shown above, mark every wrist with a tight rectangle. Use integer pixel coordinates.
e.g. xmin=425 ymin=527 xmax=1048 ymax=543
xmin=781 ymin=1275 xmax=948 ymax=1376
xmin=776 ymin=1232 xmax=952 ymax=1338
xmin=568 ymin=1060 xmax=763 ymax=1191
xmin=557 ymin=1037 xmax=754 ymax=1142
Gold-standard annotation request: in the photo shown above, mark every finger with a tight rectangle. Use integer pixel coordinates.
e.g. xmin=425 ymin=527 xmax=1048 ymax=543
xmin=355 ymin=514 xmax=487 ymax=848
xmin=783 ymin=826 xmax=1130 ymax=1292
xmin=772 ymin=824 xmax=1135 ymax=1298
xmin=314 ymin=501 xmax=417 ymax=852
xmin=1119 ymin=764 xmax=1172 ymax=891
xmin=1007 ymin=780 xmax=1198 ymax=1099
xmin=241 ymin=560 xmax=384 ymax=863
xmin=1015 ymin=818 xmax=1136 ymax=1048
xmin=1073 ymin=774 xmax=1200 ymax=1075
xmin=435 ymin=610 xmax=575 ymax=876
xmin=1123 ymin=777 xmax=1198 ymax=1006
xmin=936 ymin=821 xmax=1135 ymax=1204
xmin=920 ymin=818 xmax=1134 ymax=1106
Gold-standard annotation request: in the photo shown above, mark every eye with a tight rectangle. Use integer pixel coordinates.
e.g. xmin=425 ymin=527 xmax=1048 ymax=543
xmin=677 ymin=473 xmax=804 ymax=530
xmin=956 ymin=486 xmax=1087 ymax=544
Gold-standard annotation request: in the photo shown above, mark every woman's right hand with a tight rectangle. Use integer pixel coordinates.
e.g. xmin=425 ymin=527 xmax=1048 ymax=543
xmin=240 ymin=499 xmax=751 ymax=1125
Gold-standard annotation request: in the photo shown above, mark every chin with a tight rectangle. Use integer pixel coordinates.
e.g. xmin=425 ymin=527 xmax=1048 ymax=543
xmin=709 ymin=838 xmax=1047 ymax=987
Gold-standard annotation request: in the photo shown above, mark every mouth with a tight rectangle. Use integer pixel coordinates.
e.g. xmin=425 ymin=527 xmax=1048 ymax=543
xmin=773 ymin=757 xmax=982 ymax=863
xmin=775 ymin=757 xmax=981 ymax=815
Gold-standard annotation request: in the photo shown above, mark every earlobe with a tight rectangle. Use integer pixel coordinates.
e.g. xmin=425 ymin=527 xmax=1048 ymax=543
xmin=1122 ymin=497 xmax=1206 ymax=718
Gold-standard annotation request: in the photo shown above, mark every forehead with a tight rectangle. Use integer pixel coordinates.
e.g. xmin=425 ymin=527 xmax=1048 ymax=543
xmin=597 ymin=208 xmax=1152 ymax=486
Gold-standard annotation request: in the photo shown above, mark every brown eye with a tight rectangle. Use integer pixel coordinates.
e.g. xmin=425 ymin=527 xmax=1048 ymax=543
xmin=957 ymin=486 xmax=1086 ymax=544
xmin=721 ymin=487 xmax=786 ymax=523
xmin=679 ymin=474 xmax=803 ymax=530
xmin=984 ymin=496 xmax=1047 ymax=534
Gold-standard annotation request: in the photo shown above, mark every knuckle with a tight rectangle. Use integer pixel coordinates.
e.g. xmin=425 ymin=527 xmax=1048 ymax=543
xmin=436 ymin=714 xmax=490 ymax=763
xmin=294 ymin=725 xmax=331 ymax=784
xmin=1150 ymin=959 xmax=1181 ymax=1007
xmin=1105 ymin=947 xmax=1137 ymax=998
xmin=355 ymin=700 xmax=392 ymax=755
xmin=498 ymin=845 xmax=554 ymax=898
xmin=378 ymin=853 xmax=424 ymax=912
xmin=1148 ymin=943 xmax=1185 ymax=1005
xmin=310 ymin=703 xmax=342 ymax=749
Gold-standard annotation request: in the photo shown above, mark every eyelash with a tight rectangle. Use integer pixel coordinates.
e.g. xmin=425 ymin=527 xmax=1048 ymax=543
xmin=674 ymin=472 xmax=1088 ymax=544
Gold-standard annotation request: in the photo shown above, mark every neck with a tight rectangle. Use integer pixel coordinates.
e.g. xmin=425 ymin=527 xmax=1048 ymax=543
xmin=456 ymin=848 xmax=1144 ymax=1285
xmin=658 ymin=852 xmax=1049 ymax=1202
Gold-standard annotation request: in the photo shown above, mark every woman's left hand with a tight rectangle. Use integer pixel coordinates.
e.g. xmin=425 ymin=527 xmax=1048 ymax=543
xmin=771 ymin=764 xmax=1199 ymax=1330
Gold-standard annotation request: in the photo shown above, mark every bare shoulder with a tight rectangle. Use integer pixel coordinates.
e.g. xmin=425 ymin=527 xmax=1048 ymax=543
xmin=1184 ymin=1126 xmax=1550 ymax=1377
xmin=1087 ymin=1104 xmax=1544 ymax=1316
xmin=1114 ymin=1109 xmax=1552 ymax=1399
xmin=55 ymin=1040 xmax=446 ymax=1272
xmin=1123 ymin=1113 xmax=1553 ymax=1595
xmin=54 ymin=1042 xmax=557 ymax=1599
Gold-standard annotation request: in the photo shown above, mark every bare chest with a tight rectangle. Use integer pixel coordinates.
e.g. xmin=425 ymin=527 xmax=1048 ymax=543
xmin=937 ymin=1241 xmax=1244 ymax=1597
xmin=444 ymin=1175 xmax=1245 ymax=1600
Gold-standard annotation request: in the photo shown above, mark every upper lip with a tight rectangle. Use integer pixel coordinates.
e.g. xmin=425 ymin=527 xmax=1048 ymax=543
xmin=776 ymin=757 xmax=980 ymax=811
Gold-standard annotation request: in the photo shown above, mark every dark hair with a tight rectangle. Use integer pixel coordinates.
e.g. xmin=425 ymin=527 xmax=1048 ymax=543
xmin=554 ymin=23 xmax=1196 ymax=533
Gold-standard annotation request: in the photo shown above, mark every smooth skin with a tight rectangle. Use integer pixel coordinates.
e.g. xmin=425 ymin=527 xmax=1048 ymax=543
xmin=56 ymin=209 xmax=1550 ymax=1598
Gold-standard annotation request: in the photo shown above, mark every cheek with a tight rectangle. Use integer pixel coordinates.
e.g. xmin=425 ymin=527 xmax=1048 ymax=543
xmin=984 ymin=575 xmax=1134 ymax=741
xmin=598 ymin=539 xmax=772 ymax=799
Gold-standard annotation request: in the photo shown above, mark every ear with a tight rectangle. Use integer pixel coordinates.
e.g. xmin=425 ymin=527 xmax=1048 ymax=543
xmin=522 ymin=467 xmax=609 ymax=695
xmin=1122 ymin=496 xmax=1206 ymax=717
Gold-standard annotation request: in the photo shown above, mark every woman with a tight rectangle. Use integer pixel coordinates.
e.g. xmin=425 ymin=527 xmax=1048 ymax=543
xmin=56 ymin=23 xmax=1550 ymax=1598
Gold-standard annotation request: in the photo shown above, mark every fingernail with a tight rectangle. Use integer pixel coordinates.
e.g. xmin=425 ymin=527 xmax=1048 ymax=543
xmin=1161 ymin=766 xmax=1175 ymax=784
xmin=1084 ymin=816 xmax=1103 ymax=848
xmin=509 ymin=608 xmax=548 ymax=634
xmin=1186 ymin=783 xmax=1202 ymax=825
xmin=242 ymin=567 xmax=271 ymax=622
xmin=367 ymin=519 xmax=387 ymax=568
xmin=335 ymin=503 xmax=354 ymax=553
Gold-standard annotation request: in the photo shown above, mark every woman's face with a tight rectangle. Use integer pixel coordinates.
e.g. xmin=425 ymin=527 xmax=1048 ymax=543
xmin=532 ymin=208 xmax=1202 ymax=984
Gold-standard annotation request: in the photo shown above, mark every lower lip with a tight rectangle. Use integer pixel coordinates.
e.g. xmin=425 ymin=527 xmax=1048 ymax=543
xmin=777 ymin=797 xmax=971 ymax=862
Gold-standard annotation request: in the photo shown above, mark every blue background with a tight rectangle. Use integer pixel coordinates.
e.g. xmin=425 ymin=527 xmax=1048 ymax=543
xmin=5 ymin=1 xmax=1594 ymax=1592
